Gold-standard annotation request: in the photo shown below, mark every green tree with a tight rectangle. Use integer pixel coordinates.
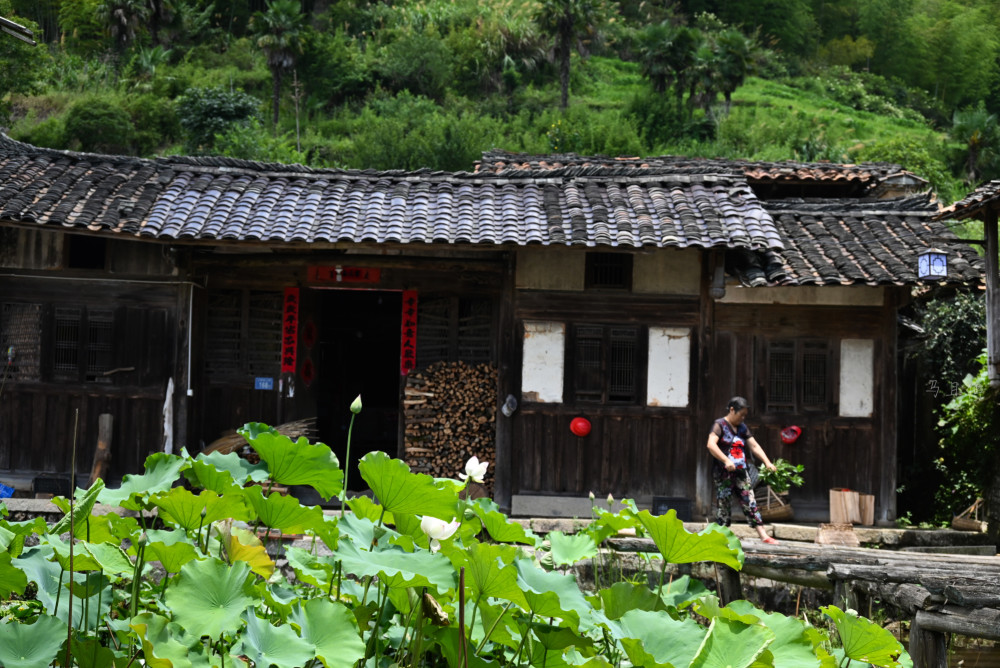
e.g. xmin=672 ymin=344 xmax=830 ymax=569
xmin=177 ymin=86 xmax=261 ymax=153
xmin=712 ymin=28 xmax=758 ymax=114
xmin=950 ymin=103 xmax=1000 ymax=185
xmin=63 ymin=96 xmax=135 ymax=153
xmin=636 ymin=22 xmax=701 ymax=116
xmin=251 ymin=0 xmax=305 ymax=126
xmin=0 ymin=2 xmax=46 ymax=126
xmin=535 ymin=0 xmax=610 ymax=109
xmin=96 ymin=0 xmax=152 ymax=54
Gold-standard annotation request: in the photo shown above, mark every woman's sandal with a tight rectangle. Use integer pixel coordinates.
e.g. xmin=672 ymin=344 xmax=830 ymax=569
xmin=762 ymin=536 xmax=779 ymax=545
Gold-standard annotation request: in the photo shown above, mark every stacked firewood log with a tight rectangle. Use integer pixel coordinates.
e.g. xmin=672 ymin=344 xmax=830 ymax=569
xmin=403 ymin=361 xmax=497 ymax=492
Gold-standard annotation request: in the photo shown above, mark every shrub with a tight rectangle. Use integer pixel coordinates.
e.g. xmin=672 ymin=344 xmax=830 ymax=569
xmin=11 ymin=115 xmax=67 ymax=150
xmin=297 ymin=28 xmax=372 ymax=108
xmin=125 ymin=94 xmax=181 ymax=155
xmin=62 ymin=96 xmax=135 ymax=153
xmin=852 ymin=136 xmax=963 ymax=204
xmin=177 ymin=86 xmax=261 ymax=153
xmin=375 ymin=30 xmax=455 ymax=101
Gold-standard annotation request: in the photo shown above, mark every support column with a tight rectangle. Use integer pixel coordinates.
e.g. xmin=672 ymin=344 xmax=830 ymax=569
xmin=909 ymin=616 xmax=948 ymax=668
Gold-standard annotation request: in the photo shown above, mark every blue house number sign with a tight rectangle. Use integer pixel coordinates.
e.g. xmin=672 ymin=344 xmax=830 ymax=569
xmin=255 ymin=377 xmax=274 ymax=391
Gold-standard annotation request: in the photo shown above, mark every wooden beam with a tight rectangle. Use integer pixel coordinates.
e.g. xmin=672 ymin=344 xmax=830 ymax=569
xmin=909 ymin=616 xmax=948 ymax=668
xmin=493 ymin=253 xmax=516 ymax=513
xmin=914 ymin=606 xmax=1000 ymax=641
xmin=88 ymin=414 xmax=113 ymax=484
xmin=986 ymin=208 xmax=1000 ymax=386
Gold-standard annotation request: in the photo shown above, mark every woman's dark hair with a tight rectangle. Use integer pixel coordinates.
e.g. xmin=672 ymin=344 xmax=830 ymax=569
xmin=727 ymin=396 xmax=749 ymax=412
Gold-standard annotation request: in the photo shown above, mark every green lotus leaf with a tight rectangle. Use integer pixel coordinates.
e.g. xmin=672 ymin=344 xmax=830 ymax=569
xmin=0 ymin=517 xmax=46 ymax=557
xmin=242 ymin=486 xmax=324 ymax=534
xmin=613 ymin=608 xmax=707 ymax=668
xmin=659 ymin=574 xmax=711 ymax=608
xmin=150 ymin=487 xmax=251 ymax=531
xmin=335 ymin=540 xmax=456 ymax=593
xmin=312 ymin=517 xmax=340 ymax=551
xmin=470 ymin=498 xmax=538 ymax=545
xmin=461 ymin=542 xmax=526 ymax=606
xmin=559 ymin=647 xmax=615 ymax=667
xmin=80 ymin=542 xmax=134 ymax=575
xmin=235 ymin=611 xmax=315 ymax=668
xmin=347 ymin=495 xmax=393 ymax=524
xmin=71 ymin=637 xmax=121 ymax=668
xmin=728 ymin=600 xmax=835 ymax=668
xmin=0 ymin=615 xmax=67 ymax=668
xmin=431 ymin=626 xmax=505 ymax=668
xmin=289 ymin=598 xmax=366 ymax=668
xmin=337 ymin=513 xmax=400 ymax=550
xmin=131 ymin=612 xmax=203 ymax=668
xmin=0 ymin=552 xmax=27 ymax=597
xmin=260 ymin=582 xmax=300 ymax=622
xmin=689 ymin=615 xmax=775 ymax=668
xmin=49 ymin=479 xmax=106 ymax=538
xmin=97 ymin=453 xmax=188 ymax=510
xmin=634 ymin=510 xmax=743 ymax=569
xmin=14 ymin=545 xmax=110 ymax=629
xmin=389 ymin=512 xmax=426 ymax=546
xmin=476 ymin=599 xmax=522 ymax=650
xmin=284 ymin=546 xmax=335 ymax=589
xmin=238 ymin=424 xmax=343 ymax=501
xmin=358 ymin=451 xmax=459 ymax=520
xmin=146 ymin=530 xmax=200 ymax=574
xmin=164 ymin=558 xmax=258 ymax=639
xmin=186 ymin=451 xmax=269 ymax=492
xmin=514 ymin=558 xmax=592 ymax=628
xmin=548 ymin=531 xmax=598 ymax=567
xmin=45 ymin=535 xmax=103 ymax=572
xmin=61 ymin=572 xmax=110 ymax=599
xmin=822 ymin=605 xmax=908 ymax=668
xmin=532 ymin=621 xmax=597 ymax=651
xmin=594 ymin=582 xmax=664 ymax=620
xmin=81 ymin=512 xmax=140 ymax=550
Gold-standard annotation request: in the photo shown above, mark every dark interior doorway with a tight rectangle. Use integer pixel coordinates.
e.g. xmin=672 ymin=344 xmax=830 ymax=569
xmin=314 ymin=289 xmax=402 ymax=493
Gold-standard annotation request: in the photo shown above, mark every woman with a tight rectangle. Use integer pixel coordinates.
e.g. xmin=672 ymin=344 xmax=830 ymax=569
xmin=706 ymin=396 xmax=779 ymax=544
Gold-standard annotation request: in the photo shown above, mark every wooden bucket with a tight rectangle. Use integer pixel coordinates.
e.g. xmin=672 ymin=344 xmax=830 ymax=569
xmin=758 ymin=486 xmax=794 ymax=522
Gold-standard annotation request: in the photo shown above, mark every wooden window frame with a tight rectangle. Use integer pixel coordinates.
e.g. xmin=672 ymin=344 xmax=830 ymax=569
xmin=761 ymin=338 xmax=833 ymax=414
xmin=204 ymin=289 xmax=283 ymax=383
xmin=565 ymin=323 xmax=647 ymax=405
xmin=416 ymin=295 xmax=497 ymax=367
xmin=585 ymin=252 xmax=633 ymax=291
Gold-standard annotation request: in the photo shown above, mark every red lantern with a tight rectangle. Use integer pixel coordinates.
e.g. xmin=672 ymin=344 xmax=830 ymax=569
xmin=780 ymin=425 xmax=802 ymax=444
xmin=570 ymin=417 xmax=591 ymax=437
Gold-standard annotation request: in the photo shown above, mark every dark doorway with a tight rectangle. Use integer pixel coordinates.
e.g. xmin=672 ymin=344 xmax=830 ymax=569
xmin=314 ymin=289 xmax=402 ymax=493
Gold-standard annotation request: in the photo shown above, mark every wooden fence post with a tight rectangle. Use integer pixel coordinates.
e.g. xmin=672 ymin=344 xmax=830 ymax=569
xmin=88 ymin=414 xmax=113 ymax=485
xmin=909 ymin=616 xmax=948 ymax=668
xmin=715 ymin=564 xmax=742 ymax=605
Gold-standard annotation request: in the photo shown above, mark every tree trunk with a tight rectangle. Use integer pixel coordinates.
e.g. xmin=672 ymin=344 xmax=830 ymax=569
xmin=558 ymin=31 xmax=571 ymax=109
xmin=272 ymin=68 xmax=283 ymax=127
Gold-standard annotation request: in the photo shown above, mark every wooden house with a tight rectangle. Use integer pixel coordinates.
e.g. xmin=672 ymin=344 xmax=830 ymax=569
xmin=0 ymin=136 xmax=983 ymax=522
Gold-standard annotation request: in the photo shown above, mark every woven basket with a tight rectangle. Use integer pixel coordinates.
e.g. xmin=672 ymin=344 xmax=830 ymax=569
xmin=758 ymin=486 xmax=794 ymax=522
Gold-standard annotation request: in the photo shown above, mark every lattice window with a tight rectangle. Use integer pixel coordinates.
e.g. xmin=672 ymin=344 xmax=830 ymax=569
xmin=764 ymin=339 xmax=830 ymax=413
xmin=585 ymin=253 xmax=633 ymax=290
xmin=85 ymin=309 xmax=115 ymax=382
xmin=205 ymin=289 xmax=283 ymax=381
xmin=417 ymin=296 xmax=496 ymax=367
xmin=0 ymin=302 xmax=42 ymax=380
xmin=53 ymin=306 xmax=82 ymax=380
xmin=570 ymin=324 xmax=642 ymax=404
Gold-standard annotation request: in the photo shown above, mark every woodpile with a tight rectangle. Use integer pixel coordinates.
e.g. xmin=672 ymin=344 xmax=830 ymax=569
xmin=201 ymin=417 xmax=318 ymax=456
xmin=403 ymin=361 xmax=497 ymax=492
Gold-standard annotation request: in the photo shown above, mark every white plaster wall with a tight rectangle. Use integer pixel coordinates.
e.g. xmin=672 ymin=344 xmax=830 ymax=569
xmin=839 ymin=339 xmax=874 ymax=417
xmin=647 ymin=327 xmax=690 ymax=407
xmin=633 ymin=250 xmax=701 ymax=295
xmin=516 ymin=250 xmax=585 ymax=290
xmin=522 ymin=321 xmax=565 ymax=403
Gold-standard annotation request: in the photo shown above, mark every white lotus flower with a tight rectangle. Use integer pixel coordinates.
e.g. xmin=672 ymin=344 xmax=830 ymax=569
xmin=459 ymin=456 xmax=489 ymax=483
xmin=420 ymin=516 xmax=460 ymax=552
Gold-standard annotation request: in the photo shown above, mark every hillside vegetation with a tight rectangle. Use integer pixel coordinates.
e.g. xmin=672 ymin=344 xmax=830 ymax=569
xmin=4 ymin=0 xmax=1000 ymax=204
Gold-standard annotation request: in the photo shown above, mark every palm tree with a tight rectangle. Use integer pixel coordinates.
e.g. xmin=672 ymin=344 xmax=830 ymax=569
xmin=636 ymin=22 xmax=701 ymax=117
xmin=950 ymin=104 xmax=1000 ymax=184
xmin=713 ymin=29 xmax=757 ymax=115
xmin=251 ymin=0 xmax=304 ymax=127
xmin=96 ymin=0 xmax=151 ymax=54
xmin=535 ymin=0 xmax=609 ymax=109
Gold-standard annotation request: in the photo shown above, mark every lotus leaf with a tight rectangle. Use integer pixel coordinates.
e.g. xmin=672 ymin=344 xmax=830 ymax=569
xmin=460 ymin=542 xmax=526 ymax=607
xmin=0 ymin=615 xmax=67 ymax=668
xmin=548 ymin=531 xmax=598 ymax=567
xmin=0 ymin=551 xmax=27 ymax=597
xmin=822 ymin=605 xmax=908 ymax=668
xmin=348 ymin=495 xmax=392 ymax=524
xmin=164 ymin=558 xmax=258 ymax=639
xmin=593 ymin=582 xmax=664 ymax=620
xmin=242 ymin=486 xmax=324 ymax=534
xmin=49 ymin=479 xmax=106 ymax=538
xmin=150 ymin=487 xmax=251 ymax=531
xmin=514 ymin=558 xmax=592 ymax=629
xmin=236 ymin=611 xmax=315 ymax=668
xmin=335 ymin=539 xmax=456 ymax=593
xmin=728 ymin=600 xmax=834 ymax=668
xmin=131 ymin=612 xmax=204 ymax=668
xmin=289 ymin=598 xmax=366 ymax=668
xmin=238 ymin=424 xmax=343 ymax=500
xmin=634 ymin=509 xmax=743 ymax=569
xmin=97 ymin=453 xmax=188 ymax=509
xmin=358 ymin=451 xmax=459 ymax=520
xmin=689 ymin=615 xmax=775 ymax=668
xmin=614 ymin=608 xmax=706 ymax=667
xmin=470 ymin=498 xmax=538 ymax=545
xmin=186 ymin=450 xmax=268 ymax=492
xmin=217 ymin=523 xmax=275 ymax=578
xmin=145 ymin=529 xmax=200 ymax=574
xmin=0 ymin=517 xmax=46 ymax=557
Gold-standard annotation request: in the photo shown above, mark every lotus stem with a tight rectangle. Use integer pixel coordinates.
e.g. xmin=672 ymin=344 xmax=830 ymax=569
xmin=476 ymin=600 xmax=514 ymax=654
xmin=54 ymin=567 xmax=64 ymax=616
xmin=656 ymin=558 xmax=668 ymax=598
xmin=459 ymin=567 xmax=469 ymax=668
xmin=341 ymin=410 xmax=357 ymax=519
xmin=513 ymin=611 xmax=535 ymax=666
xmin=67 ymin=407 xmax=79 ymax=668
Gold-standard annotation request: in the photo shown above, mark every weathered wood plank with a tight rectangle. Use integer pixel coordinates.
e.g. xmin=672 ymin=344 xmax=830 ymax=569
xmin=914 ymin=606 xmax=1000 ymax=641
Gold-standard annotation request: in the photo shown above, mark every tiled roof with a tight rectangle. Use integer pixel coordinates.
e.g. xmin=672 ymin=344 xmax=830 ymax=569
xmin=937 ymin=180 xmax=1000 ymax=221
xmin=0 ymin=135 xmax=781 ymax=250
xmin=731 ymin=195 xmax=983 ymax=286
xmin=477 ymin=149 xmax=905 ymax=190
